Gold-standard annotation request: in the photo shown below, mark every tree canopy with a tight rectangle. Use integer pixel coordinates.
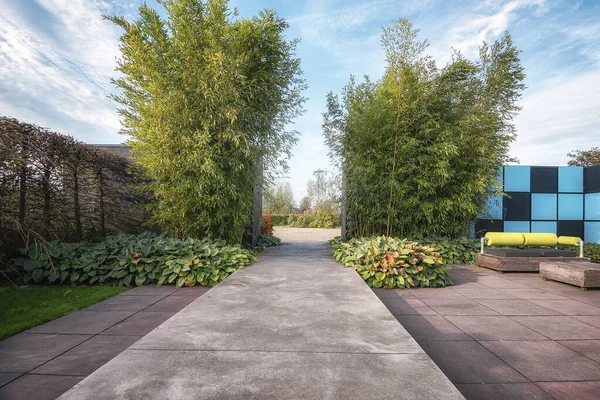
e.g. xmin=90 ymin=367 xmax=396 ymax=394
xmin=263 ymin=181 xmax=295 ymax=215
xmin=568 ymin=147 xmax=600 ymax=167
xmin=324 ymin=19 xmax=525 ymax=238
xmin=106 ymin=0 xmax=305 ymax=243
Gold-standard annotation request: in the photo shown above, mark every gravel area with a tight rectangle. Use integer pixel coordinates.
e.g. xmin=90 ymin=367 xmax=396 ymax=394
xmin=272 ymin=227 xmax=340 ymax=242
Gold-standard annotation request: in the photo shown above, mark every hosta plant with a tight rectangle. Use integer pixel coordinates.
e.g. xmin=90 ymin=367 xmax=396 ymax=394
xmin=255 ymin=234 xmax=282 ymax=252
xmin=13 ymin=232 xmax=256 ymax=287
xmin=332 ymin=236 xmax=453 ymax=289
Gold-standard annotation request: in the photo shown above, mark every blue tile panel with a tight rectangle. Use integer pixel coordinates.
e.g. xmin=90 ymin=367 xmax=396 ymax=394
xmin=558 ymin=194 xmax=583 ymax=220
xmin=531 ymin=194 xmax=557 ymax=220
xmin=531 ymin=221 xmax=557 ymax=234
xmin=585 ymin=193 xmax=600 ymax=220
xmin=504 ymin=221 xmax=530 ymax=233
xmin=480 ymin=194 xmax=503 ymax=220
xmin=558 ymin=166 xmax=583 ymax=193
xmin=584 ymin=222 xmax=600 ymax=244
xmin=504 ymin=166 xmax=531 ymax=192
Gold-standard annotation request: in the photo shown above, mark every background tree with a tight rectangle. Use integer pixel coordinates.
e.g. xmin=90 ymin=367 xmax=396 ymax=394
xmin=263 ymin=181 xmax=295 ymax=215
xmin=298 ymin=195 xmax=312 ymax=213
xmin=306 ymin=169 xmax=340 ymax=211
xmin=568 ymin=147 xmax=600 ymax=166
xmin=106 ymin=0 xmax=305 ymax=243
xmin=324 ymin=19 xmax=525 ymax=238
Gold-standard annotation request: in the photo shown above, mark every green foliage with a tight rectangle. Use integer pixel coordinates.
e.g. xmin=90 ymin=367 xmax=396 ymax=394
xmin=408 ymin=237 xmax=479 ymax=264
xmin=323 ymin=19 xmax=525 ymax=238
xmin=269 ymin=214 xmax=288 ymax=226
xmin=261 ymin=212 xmax=274 ymax=235
xmin=263 ymin=181 xmax=296 ymax=215
xmin=255 ymin=234 xmax=282 ymax=252
xmin=332 ymin=236 xmax=453 ymax=289
xmin=287 ymin=214 xmax=313 ymax=228
xmin=559 ymin=242 xmax=600 ymax=264
xmin=13 ymin=232 xmax=256 ymax=288
xmin=567 ymin=147 xmax=600 ymax=167
xmin=106 ymin=0 xmax=305 ymax=243
xmin=309 ymin=207 xmax=340 ymax=228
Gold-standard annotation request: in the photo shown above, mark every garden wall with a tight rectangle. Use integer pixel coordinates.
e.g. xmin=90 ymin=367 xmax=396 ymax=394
xmin=0 ymin=117 xmax=147 ymax=262
xmin=476 ymin=165 xmax=600 ymax=243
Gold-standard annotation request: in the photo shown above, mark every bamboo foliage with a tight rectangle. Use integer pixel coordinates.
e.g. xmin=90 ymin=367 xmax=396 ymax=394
xmin=324 ymin=19 xmax=525 ymax=238
xmin=0 ymin=117 xmax=146 ymax=261
xmin=105 ymin=0 xmax=306 ymax=244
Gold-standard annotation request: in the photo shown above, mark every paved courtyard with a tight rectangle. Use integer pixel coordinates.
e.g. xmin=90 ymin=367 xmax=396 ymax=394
xmin=377 ymin=264 xmax=600 ymax=400
xmin=0 ymin=285 xmax=210 ymax=400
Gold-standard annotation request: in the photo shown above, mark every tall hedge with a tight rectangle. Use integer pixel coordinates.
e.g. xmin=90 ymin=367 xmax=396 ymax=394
xmin=0 ymin=117 xmax=146 ymax=263
xmin=106 ymin=0 xmax=305 ymax=243
xmin=324 ymin=19 xmax=525 ymax=238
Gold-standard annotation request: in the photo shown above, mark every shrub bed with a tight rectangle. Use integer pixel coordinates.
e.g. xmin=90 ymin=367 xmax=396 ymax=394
xmin=331 ymin=236 xmax=453 ymax=289
xmin=410 ymin=237 xmax=479 ymax=264
xmin=559 ymin=242 xmax=600 ymax=264
xmin=256 ymin=234 xmax=282 ymax=252
xmin=13 ymin=232 xmax=257 ymax=287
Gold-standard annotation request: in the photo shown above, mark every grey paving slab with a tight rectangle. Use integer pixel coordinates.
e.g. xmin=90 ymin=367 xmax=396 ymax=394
xmin=481 ymin=340 xmax=600 ymax=381
xmin=85 ymin=295 xmax=164 ymax=311
xmin=31 ymin=335 xmax=142 ymax=376
xmin=60 ymin=350 xmax=463 ymax=400
xmin=0 ymin=333 xmax=91 ymax=373
xmin=57 ymin=241 xmax=464 ymax=400
xmin=26 ymin=310 xmax=136 ymax=334
xmin=0 ymin=374 xmax=83 ymax=400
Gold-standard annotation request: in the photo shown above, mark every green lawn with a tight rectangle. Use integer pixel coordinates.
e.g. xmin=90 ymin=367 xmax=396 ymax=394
xmin=0 ymin=286 xmax=129 ymax=340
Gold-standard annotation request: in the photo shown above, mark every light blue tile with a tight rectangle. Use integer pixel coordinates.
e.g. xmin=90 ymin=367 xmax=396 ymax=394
xmin=531 ymin=221 xmax=557 ymax=234
xmin=504 ymin=165 xmax=531 ymax=192
xmin=531 ymin=193 xmax=557 ymax=220
xmin=558 ymin=194 xmax=583 ymax=220
xmin=585 ymin=193 xmax=600 ymax=220
xmin=504 ymin=221 xmax=530 ymax=233
xmin=585 ymin=222 xmax=600 ymax=244
xmin=559 ymin=166 xmax=583 ymax=193
xmin=479 ymin=194 xmax=503 ymax=220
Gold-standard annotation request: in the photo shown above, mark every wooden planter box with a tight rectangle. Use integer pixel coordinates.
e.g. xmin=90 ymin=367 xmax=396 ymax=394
xmin=476 ymin=253 xmax=590 ymax=273
xmin=540 ymin=261 xmax=600 ymax=290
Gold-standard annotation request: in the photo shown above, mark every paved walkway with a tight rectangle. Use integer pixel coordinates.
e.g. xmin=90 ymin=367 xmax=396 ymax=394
xmin=378 ymin=264 xmax=600 ymax=400
xmin=0 ymin=285 xmax=209 ymax=400
xmin=56 ymin=241 xmax=463 ymax=400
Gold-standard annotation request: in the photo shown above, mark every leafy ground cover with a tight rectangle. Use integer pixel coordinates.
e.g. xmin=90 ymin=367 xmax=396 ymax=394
xmin=256 ymin=234 xmax=282 ymax=252
xmin=13 ymin=232 xmax=257 ymax=288
xmin=331 ymin=236 xmax=453 ymax=289
xmin=0 ymin=286 xmax=128 ymax=340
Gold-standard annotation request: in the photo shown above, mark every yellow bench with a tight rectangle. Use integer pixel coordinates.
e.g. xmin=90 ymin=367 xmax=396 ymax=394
xmin=480 ymin=232 xmax=584 ymax=258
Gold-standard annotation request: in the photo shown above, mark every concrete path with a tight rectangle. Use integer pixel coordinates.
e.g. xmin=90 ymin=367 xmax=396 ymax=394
xmin=58 ymin=241 xmax=463 ymax=400
xmin=0 ymin=285 xmax=209 ymax=400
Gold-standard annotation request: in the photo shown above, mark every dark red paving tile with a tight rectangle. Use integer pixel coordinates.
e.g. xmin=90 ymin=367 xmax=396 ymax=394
xmin=537 ymin=381 xmax=600 ymax=400
xmin=475 ymin=299 xmax=558 ymax=316
xmin=409 ymin=288 xmax=465 ymax=299
xmin=31 ymin=335 xmax=142 ymax=376
xmin=143 ymin=295 xmax=197 ymax=312
xmin=451 ymin=288 xmax=517 ymax=300
xmin=174 ymin=285 xmax=211 ymax=296
xmin=500 ymin=288 xmax=568 ymax=300
xmin=0 ymin=333 xmax=91 ymax=373
xmin=558 ymin=340 xmax=600 ymax=363
xmin=420 ymin=298 xmax=498 ymax=316
xmin=380 ymin=298 xmax=438 ymax=316
xmin=26 ymin=310 xmax=135 ymax=335
xmin=447 ymin=281 xmax=491 ymax=291
xmin=481 ymin=340 xmax=600 ymax=381
xmin=85 ymin=295 xmax=164 ymax=311
xmin=395 ymin=315 xmax=470 ymax=341
xmin=419 ymin=340 xmax=527 ymax=384
xmin=0 ymin=373 xmax=21 ymax=388
xmin=100 ymin=311 xmax=176 ymax=336
xmin=510 ymin=316 xmax=600 ymax=340
xmin=456 ymin=383 xmax=552 ymax=400
xmin=121 ymin=285 xmax=180 ymax=296
xmin=0 ymin=374 xmax=83 ymax=400
xmin=471 ymin=277 xmax=529 ymax=289
xmin=573 ymin=315 xmax=600 ymax=329
xmin=372 ymin=288 xmax=415 ymax=299
xmin=529 ymin=299 xmax=600 ymax=316
xmin=446 ymin=315 xmax=547 ymax=341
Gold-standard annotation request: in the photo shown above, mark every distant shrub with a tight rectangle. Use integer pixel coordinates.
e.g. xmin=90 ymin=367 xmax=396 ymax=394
xmin=269 ymin=215 xmax=288 ymax=226
xmin=261 ymin=212 xmax=274 ymax=235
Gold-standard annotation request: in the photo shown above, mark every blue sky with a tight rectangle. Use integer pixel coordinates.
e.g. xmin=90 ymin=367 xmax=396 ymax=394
xmin=1 ymin=0 xmax=599 ymax=202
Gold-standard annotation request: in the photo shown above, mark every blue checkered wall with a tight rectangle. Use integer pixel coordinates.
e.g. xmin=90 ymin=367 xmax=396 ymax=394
xmin=475 ymin=165 xmax=600 ymax=243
